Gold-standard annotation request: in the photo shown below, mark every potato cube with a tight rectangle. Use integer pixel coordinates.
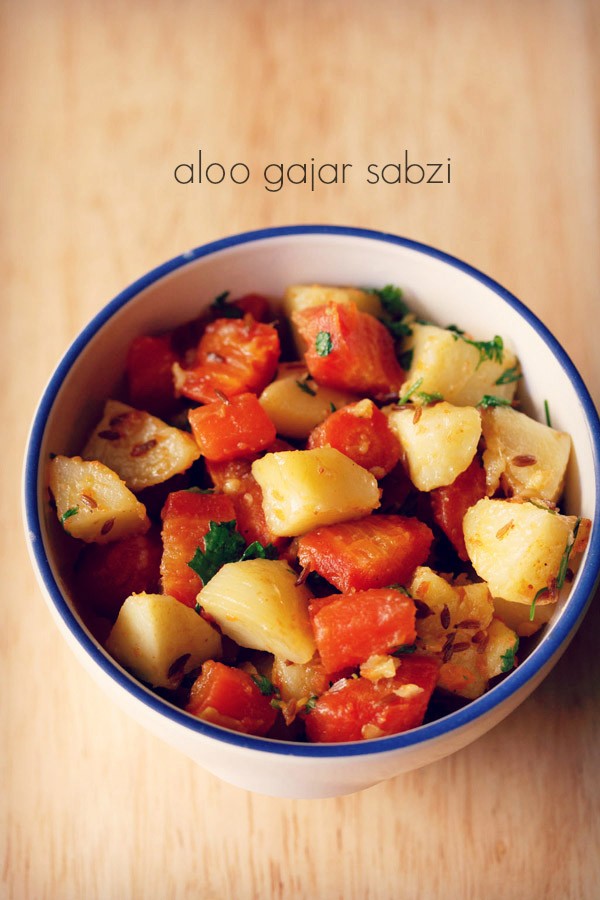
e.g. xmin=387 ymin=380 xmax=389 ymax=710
xmin=199 ymin=559 xmax=316 ymax=663
xmin=409 ymin=566 xmax=494 ymax=653
xmin=492 ymin=594 xmax=554 ymax=638
xmin=259 ymin=371 xmax=356 ymax=440
xmin=387 ymin=401 xmax=481 ymax=490
xmin=82 ymin=399 xmax=200 ymax=492
xmin=481 ymin=406 xmax=571 ymax=503
xmin=463 ymin=498 xmax=573 ymax=605
xmin=400 ymin=324 xmax=519 ymax=407
xmin=283 ymin=285 xmax=383 ymax=354
xmin=105 ymin=592 xmax=222 ymax=688
xmin=251 ymin=447 xmax=380 ymax=536
xmin=48 ymin=455 xmax=149 ymax=543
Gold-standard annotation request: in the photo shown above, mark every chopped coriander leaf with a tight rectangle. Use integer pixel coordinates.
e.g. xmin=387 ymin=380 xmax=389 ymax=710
xmin=446 ymin=324 xmax=465 ymax=336
xmin=187 ymin=520 xmax=245 ymax=585
xmin=251 ymin=674 xmax=279 ymax=696
xmin=387 ymin=583 xmax=413 ymax=597
xmin=304 ymin=695 xmax=318 ymax=713
xmin=452 ymin=333 xmax=504 ymax=369
xmin=60 ymin=506 xmax=79 ymax=524
xmin=185 ymin=486 xmax=215 ymax=494
xmin=296 ymin=378 xmax=317 ymax=396
xmin=399 ymin=349 xmax=413 ymax=371
xmin=382 ymin=319 xmax=413 ymax=338
xmin=270 ymin=698 xmax=282 ymax=710
xmin=372 ymin=284 xmax=409 ymax=319
xmin=329 ymin=402 xmax=337 ymax=413
xmin=240 ymin=540 xmax=279 ymax=561
xmin=210 ymin=290 xmax=244 ymax=318
xmin=393 ymin=643 xmax=417 ymax=655
xmin=544 ymin=399 xmax=552 ymax=428
xmin=315 ymin=331 xmax=333 ymax=357
xmin=477 ymin=395 xmax=512 ymax=409
xmin=417 ymin=390 xmax=443 ymax=405
xmin=194 ymin=601 xmax=203 ymax=615
xmin=500 ymin=637 xmax=519 ymax=673
xmin=495 ymin=365 xmax=522 ymax=386
xmin=398 ymin=377 xmax=424 ymax=405
xmin=529 ymin=586 xmax=549 ymax=621
xmin=556 ymin=518 xmax=580 ymax=590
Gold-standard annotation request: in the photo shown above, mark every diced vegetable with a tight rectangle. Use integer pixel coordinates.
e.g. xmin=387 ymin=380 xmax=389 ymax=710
xmin=283 ymin=284 xmax=383 ymax=354
xmin=293 ymin=301 xmax=405 ymax=398
xmin=271 ymin=656 xmax=330 ymax=704
xmin=481 ymin=406 xmax=571 ymax=503
xmin=188 ymin=392 xmax=276 ymax=462
xmin=307 ymin=399 xmax=401 ymax=478
xmin=160 ymin=491 xmax=237 ymax=606
xmin=304 ymin=655 xmax=440 ymax=742
xmin=126 ymin=334 xmax=179 ymax=418
xmin=297 ymin=515 xmax=433 ymax=592
xmin=186 ymin=660 xmax=277 ymax=736
xmin=463 ymin=498 xmax=575 ymax=605
xmin=309 ymin=588 xmax=417 ymax=673
xmin=430 ymin=457 xmax=487 ymax=559
xmin=105 ymin=592 xmax=222 ymax=688
xmin=252 ymin=448 xmax=381 ymax=536
xmin=400 ymin=323 xmax=519 ymax=407
xmin=409 ymin=566 xmax=494 ymax=652
xmin=386 ymin=401 xmax=481 ymax=491
xmin=173 ymin=316 xmax=280 ymax=403
xmin=48 ymin=455 xmax=149 ymax=543
xmin=82 ymin=400 xmax=200 ymax=492
xmin=492 ymin=594 xmax=555 ymax=637
xmin=198 ymin=559 xmax=316 ymax=663
xmin=75 ymin=531 xmax=162 ymax=620
xmin=259 ymin=371 xmax=356 ymax=440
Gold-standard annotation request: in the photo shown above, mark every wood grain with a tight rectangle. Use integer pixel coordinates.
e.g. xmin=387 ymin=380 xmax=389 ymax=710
xmin=2 ymin=1 xmax=599 ymax=898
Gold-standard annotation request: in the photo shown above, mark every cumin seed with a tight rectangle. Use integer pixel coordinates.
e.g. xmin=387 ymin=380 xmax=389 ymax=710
xmin=472 ymin=630 xmax=487 ymax=645
xmin=100 ymin=518 xmax=115 ymax=535
xmin=512 ymin=454 xmax=537 ymax=467
xmin=442 ymin=631 xmax=456 ymax=662
xmin=414 ymin=598 xmax=434 ymax=619
xmin=451 ymin=642 xmax=471 ymax=653
xmin=440 ymin=604 xmax=451 ymax=629
xmin=456 ymin=619 xmax=480 ymax=630
xmin=131 ymin=439 xmax=157 ymax=457
xmin=97 ymin=429 xmax=121 ymax=441
xmin=80 ymin=493 xmax=98 ymax=509
xmin=496 ymin=520 xmax=514 ymax=539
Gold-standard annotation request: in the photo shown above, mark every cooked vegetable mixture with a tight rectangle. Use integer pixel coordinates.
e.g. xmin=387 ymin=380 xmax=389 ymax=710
xmin=48 ymin=284 xmax=591 ymax=742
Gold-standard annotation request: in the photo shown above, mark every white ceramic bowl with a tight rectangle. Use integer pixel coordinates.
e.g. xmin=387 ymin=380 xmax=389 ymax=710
xmin=23 ymin=226 xmax=600 ymax=798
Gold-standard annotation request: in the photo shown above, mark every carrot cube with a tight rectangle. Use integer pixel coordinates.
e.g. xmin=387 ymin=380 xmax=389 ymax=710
xmin=188 ymin=393 xmax=276 ymax=463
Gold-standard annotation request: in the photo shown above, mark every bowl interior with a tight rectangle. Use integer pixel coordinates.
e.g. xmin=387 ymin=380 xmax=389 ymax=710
xmin=27 ymin=227 xmax=600 ymax=753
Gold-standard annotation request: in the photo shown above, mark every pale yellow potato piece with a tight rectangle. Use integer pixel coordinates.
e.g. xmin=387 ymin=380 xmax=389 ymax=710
xmin=387 ymin=401 xmax=481 ymax=490
xmin=199 ymin=559 xmax=316 ymax=664
xmin=481 ymin=406 xmax=571 ymax=503
xmin=437 ymin=618 xmax=519 ymax=700
xmin=48 ymin=455 xmax=149 ymax=543
xmin=271 ymin=656 xmax=328 ymax=703
xmin=400 ymin=324 xmax=519 ymax=407
xmin=283 ymin=284 xmax=383 ymax=354
xmin=251 ymin=447 xmax=380 ymax=536
xmin=259 ymin=376 xmax=356 ymax=440
xmin=105 ymin=592 xmax=222 ymax=689
xmin=493 ymin=594 xmax=555 ymax=638
xmin=82 ymin=399 xmax=200 ymax=492
xmin=409 ymin=566 xmax=494 ymax=652
xmin=463 ymin=498 xmax=573 ymax=605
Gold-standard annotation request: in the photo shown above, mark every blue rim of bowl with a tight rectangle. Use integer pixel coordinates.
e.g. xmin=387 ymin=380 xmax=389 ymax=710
xmin=24 ymin=224 xmax=600 ymax=758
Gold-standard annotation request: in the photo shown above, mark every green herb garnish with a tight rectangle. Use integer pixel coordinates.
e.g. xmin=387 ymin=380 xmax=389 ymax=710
xmin=329 ymin=402 xmax=337 ymax=413
xmin=60 ymin=506 xmax=79 ymax=524
xmin=315 ymin=331 xmax=333 ymax=357
xmin=495 ymin=365 xmax=522 ymax=386
xmin=417 ymin=390 xmax=444 ymax=405
xmin=544 ymin=399 xmax=552 ymax=428
xmin=393 ymin=643 xmax=418 ymax=656
xmin=477 ymin=395 xmax=512 ymax=409
xmin=446 ymin=324 xmax=465 ymax=336
xmin=500 ymin=637 xmax=519 ymax=673
xmin=452 ymin=332 xmax=504 ymax=369
xmin=384 ymin=319 xmax=413 ymax=338
xmin=241 ymin=541 xmax=278 ymax=561
xmin=397 ymin=377 xmax=424 ymax=405
xmin=185 ymin=486 xmax=215 ymax=494
xmin=194 ymin=601 xmax=203 ymax=615
xmin=296 ymin=378 xmax=317 ymax=396
xmin=529 ymin=517 xmax=580 ymax=620
xmin=251 ymin=674 xmax=279 ymax=696
xmin=304 ymin=695 xmax=318 ymax=713
xmin=187 ymin=520 xmax=246 ymax=585
xmin=372 ymin=284 xmax=409 ymax=319
xmin=211 ymin=290 xmax=243 ymax=318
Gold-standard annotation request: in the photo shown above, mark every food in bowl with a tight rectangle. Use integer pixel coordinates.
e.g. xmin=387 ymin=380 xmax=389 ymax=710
xmin=45 ymin=280 xmax=591 ymax=744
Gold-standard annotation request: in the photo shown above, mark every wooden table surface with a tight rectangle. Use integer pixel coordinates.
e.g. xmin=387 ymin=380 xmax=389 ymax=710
xmin=2 ymin=1 xmax=599 ymax=898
